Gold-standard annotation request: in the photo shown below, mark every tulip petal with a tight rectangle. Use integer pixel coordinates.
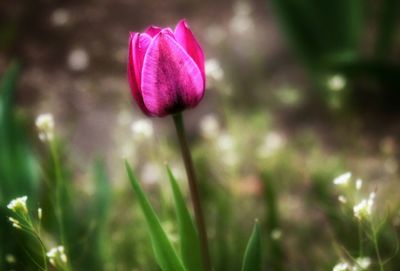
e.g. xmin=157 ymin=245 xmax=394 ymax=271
xmin=128 ymin=33 xmax=152 ymax=115
xmin=141 ymin=31 xmax=204 ymax=116
xmin=174 ymin=19 xmax=205 ymax=83
xmin=132 ymin=33 xmax=152 ymax=87
xmin=145 ymin=26 xmax=162 ymax=37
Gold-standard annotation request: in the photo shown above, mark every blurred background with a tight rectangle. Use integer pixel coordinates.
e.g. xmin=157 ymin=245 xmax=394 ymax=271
xmin=1 ymin=0 xmax=400 ymax=270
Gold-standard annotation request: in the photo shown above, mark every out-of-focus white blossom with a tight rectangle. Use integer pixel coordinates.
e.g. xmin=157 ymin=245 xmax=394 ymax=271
xmin=271 ymin=228 xmax=282 ymax=240
xmin=257 ymin=132 xmax=285 ymax=158
xmin=7 ymin=196 xmax=28 ymax=214
xmin=333 ymin=172 xmax=352 ymax=186
xmin=275 ymin=86 xmax=302 ymax=106
xmin=217 ymin=133 xmax=234 ymax=151
xmin=35 ymin=113 xmax=55 ymax=142
xmin=200 ymin=114 xmax=220 ymax=139
xmin=216 ymin=133 xmax=239 ymax=167
xmin=353 ymin=192 xmax=375 ymax=220
xmin=333 ymin=257 xmax=371 ymax=271
xmin=5 ymin=254 xmax=16 ymax=264
xmin=51 ymin=9 xmax=70 ymax=26
xmin=356 ymin=179 xmax=363 ymax=190
xmin=67 ymin=48 xmax=89 ymax=71
xmin=230 ymin=1 xmax=254 ymax=34
xmin=333 ymin=261 xmax=350 ymax=271
xmin=205 ymin=59 xmax=224 ymax=82
xmin=355 ymin=257 xmax=371 ymax=269
xmin=140 ymin=163 xmax=161 ymax=185
xmin=47 ymin=246 xmax=67 ymax=266
xmin=328 ymin=74 xmax=346 ymax=91
xmin=131 ymin=119 xmax=154 ymax=140
xmin=338 ymin=195 xmax=347 ymax=204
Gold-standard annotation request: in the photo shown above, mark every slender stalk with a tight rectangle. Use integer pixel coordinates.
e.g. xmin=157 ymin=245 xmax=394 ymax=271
xmin=371 ymin=222 xmax=384 ymax=271
xmin=49 ymin=140 xmax=67 ymax=252
xmin=172 ymin=113 xmax=212 ymax=271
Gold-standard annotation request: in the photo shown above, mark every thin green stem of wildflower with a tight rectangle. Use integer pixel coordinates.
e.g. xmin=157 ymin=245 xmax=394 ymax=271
xmin=172 ymin=113 xmax=212 ymax=271
xmin=371 ymin=220 xmax=384 ymax=271
xmin=358 ymin=222 xmax=363 ymax=257
xmin=49 ymin=140 xmax=67 ymax=255
xmin=28 ymin=215 xmax=48 ymax=271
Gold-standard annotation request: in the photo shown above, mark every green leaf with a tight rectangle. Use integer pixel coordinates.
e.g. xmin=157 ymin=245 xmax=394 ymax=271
xmin=166 ymin=165 xmax=203 ymax=271
xmin=241 ymin=222 xmax=262 ymax=271
xmin=0 ymin=62 xmax=39 ymax=204
xmin=125 ymin=161 xmax=187 ymax=271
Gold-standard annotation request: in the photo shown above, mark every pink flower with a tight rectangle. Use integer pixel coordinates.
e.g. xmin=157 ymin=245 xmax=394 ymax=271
xmin=128 ymin=19 xmax=205 ymax=117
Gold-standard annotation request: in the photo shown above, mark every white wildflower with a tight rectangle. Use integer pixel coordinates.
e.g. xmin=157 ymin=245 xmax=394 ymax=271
xmin=35 ymin=113 xmax=55 ymax=142
xmin=356 ymin=179 xmax=363 ymax=190
xmin=328 ymin=74 xmax=346 ymax=91
xmin=47 ymin=246 xmax=67 ymax=266
xmin=7 ymin=196 xmax=28 ymax=214
xmin=356 ymin=257 xmax=371 ymax=269
xmin=333 ymin=262 xmax=350 ymax=271
xmin=200 ymin=114 xmax=220 ymax=139
xmin=333 ymin=172 xmax=352 ymax=186
xmin=131 ymin=119 xmax=154 ymax=140
xmin=353 ymin=192 xmax=375 ymax=220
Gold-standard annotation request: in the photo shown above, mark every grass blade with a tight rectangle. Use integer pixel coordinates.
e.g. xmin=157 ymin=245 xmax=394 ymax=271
xmin=166 ymin=165 xmax=203 ymax=271
xmin=241 ymin=222 xmax=262 ymax=271
xmin=125 ymin=161 xmax=186 ymax=271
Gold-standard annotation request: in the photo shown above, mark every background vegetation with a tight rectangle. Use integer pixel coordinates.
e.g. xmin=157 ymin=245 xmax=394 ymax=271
xmin=1 ymin=0 xmax=400 ymax=270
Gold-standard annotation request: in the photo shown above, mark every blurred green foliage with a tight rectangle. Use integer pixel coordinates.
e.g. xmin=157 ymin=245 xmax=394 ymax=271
xmin=271 ymin=0 xmax=400 ymax=108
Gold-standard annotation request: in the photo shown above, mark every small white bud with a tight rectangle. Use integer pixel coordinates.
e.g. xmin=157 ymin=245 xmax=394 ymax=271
xmin=35 ymin=113 xmax=55 ymax=142
xmin=333 ymin=172 xmax=352 ymax=186
xmin=38 ymin=208 xmax=43 ymax=220
xmin=12 ymin=223 xmax=22 ymax=229
xmin=355 ymin=179 xmax=363 ymax=190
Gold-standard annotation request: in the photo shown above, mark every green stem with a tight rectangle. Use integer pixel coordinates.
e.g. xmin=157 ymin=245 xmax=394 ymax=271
xmin=172 ymin=113 xmax=212 ymax=271
xmin=371 ymin=221 xmax=384 ymax=271
xmin=358 ymin=222 xmax=363 ymax=257
xmin=49 ymin=140 xmax=67 ymax=251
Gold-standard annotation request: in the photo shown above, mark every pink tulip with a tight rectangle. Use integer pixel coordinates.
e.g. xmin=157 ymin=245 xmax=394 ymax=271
xmin=128 ymin=19 xmax=205 ymax=117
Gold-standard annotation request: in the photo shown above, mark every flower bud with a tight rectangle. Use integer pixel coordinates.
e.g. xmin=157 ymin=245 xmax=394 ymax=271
xmin=127 ymin=19 xmax=205 ymax=117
